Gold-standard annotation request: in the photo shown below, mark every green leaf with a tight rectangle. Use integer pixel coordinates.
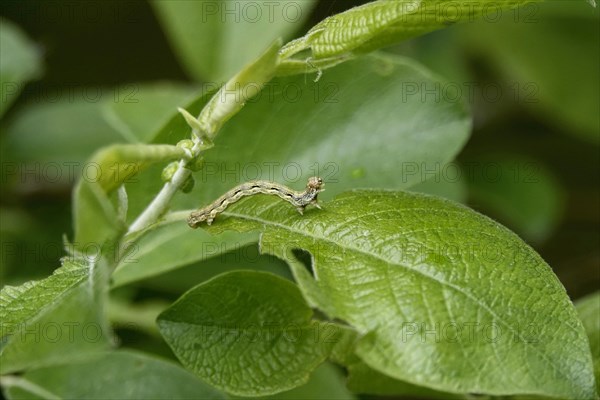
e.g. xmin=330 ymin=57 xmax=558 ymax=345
xmin=111 ymin=222 xmax=258 ymax=287
xmin=0 ymin=18 xmax=42 ymax=117
xmin=0 ymin=256 xmax=111 ymax=373
xmin=576 ymin=292 xmax=600 ymax=395
xmin=280 ymin=0 xmax=542 ymax=60
xmin=466 ymin=154 xmax=565 ymax=243
xmin=151 ymin=0 xmax=317 ymax=81
xmin=157 ymin=271 xmax=340 ymax=396
xmin=198 ymin=190 xmax=596 ymax=398
xmin=103 ymin=83 xmax=198 ymax=143
xmin=172 ymin=53 xmax=470 ymax=212
xmin=1 ymin=350 xmax=227 ymax=399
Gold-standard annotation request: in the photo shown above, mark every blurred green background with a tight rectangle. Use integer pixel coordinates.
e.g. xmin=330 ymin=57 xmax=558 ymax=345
xmin=1 ymin=0 xmax=598 ymax=354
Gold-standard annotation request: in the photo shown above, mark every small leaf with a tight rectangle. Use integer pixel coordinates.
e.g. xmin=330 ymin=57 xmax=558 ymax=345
xmin=0 ymin=256 xmax=111 ymax=373
xmin=2 ymin=350 xmax=227 ymax=399
xmin=198 ymin=190 xmax=596 ymax=398
xmin=157 ymin=271 xmax=340 ymax=396
xmin=151 ymin=0 xmax=317 ymax=81
xmin=0 ymin=18 xmax=42 ymax=117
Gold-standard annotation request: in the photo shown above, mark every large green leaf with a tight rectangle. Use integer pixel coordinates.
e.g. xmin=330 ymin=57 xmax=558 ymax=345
xmin=120 ymin=52 xmax=470 ymax=274
xmin=1 ymin=350 xmax=226 ymax=399
xmin=167 ymin=53 xmax=470 ymax=212
xmin=194 ymin=190 xmax=596 ymax=398
xmin=0 ymin=18 xmax=42 ymax=117
xmin=152 ymin=0 xmax=317 ymax=82
xmin=157 ymin=271 xmax=340 ymax=396
xmin=576 ymin=292 xmax=600 ymax=394
xmin=0 ymin=256 xmax=111 ymax=374
xmin=280 ymin=0 xmax=544 ymax=60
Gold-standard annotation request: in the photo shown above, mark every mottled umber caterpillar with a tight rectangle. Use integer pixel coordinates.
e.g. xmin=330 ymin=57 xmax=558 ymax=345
xmin=188 ymin=176 xmax=324 ymax=228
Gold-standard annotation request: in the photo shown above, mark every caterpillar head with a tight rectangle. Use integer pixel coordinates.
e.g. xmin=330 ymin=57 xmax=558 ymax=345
xmin=306 ymin=176 xmax=324 ymax=192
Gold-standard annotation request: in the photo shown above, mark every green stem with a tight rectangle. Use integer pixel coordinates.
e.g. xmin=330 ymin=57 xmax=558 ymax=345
xmin=127 ymin=144 xmax=200 ymax=234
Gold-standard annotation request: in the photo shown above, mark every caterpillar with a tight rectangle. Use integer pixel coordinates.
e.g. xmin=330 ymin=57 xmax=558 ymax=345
xmin=188 ymin=176 xmax=324 ymax=228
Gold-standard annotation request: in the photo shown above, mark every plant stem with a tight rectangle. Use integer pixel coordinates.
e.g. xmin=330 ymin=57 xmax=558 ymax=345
xmin=127 ymin=159 xmax=191 ymax=234
xmin=127 ymin=136 xmax=207 ymax=235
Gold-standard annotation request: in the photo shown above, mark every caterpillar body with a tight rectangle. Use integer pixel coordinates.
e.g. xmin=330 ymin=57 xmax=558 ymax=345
xmin=188 ymin=176 xmax=324 ymax=228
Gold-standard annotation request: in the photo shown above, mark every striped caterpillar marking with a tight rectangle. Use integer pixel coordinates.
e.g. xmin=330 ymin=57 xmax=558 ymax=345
xmin=188 ymin=176 xmax=324 ymax=228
